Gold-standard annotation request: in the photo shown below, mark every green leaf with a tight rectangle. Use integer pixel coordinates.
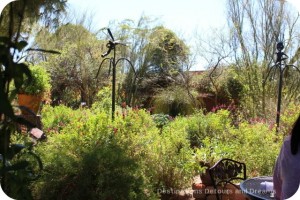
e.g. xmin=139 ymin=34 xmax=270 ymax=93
xmin=0 ymin=90 xmax=15 ymax=119
xmin=6 ymin=144 xmax=25 ymax=160
xmin=13 ymin=63 xmax=32 ymax=91
xmin=13 ymin=68 xmax=24 ymax=91
xmin=19 ymin=63 xmax=32 ymax=80
xmin=3 ymin=160 xmax=29 ymax=172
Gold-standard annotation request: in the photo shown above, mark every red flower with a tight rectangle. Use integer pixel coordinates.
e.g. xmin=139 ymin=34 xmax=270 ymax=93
xmin=121 ymin=102 xmax=126 ymax=108
xmin=113 ymin=127 xmax=118 ymax=134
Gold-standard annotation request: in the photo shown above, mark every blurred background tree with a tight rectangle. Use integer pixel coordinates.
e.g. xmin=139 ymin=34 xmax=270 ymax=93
xmin=32 ymin=23 xmax=106 ymax=107
xmin=0 ymin=0 xmax=66 ymax=38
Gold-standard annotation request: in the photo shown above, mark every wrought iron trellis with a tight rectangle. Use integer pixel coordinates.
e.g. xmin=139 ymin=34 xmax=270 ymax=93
xmin=265 ymin=41 xmax=300 ymax=132
xmin=95 ymin=28 xmax=136 ymax=121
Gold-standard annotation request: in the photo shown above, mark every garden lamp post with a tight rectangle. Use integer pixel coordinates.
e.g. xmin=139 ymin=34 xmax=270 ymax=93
xmin=266 ymin=41 xmax=300 ymax=132
xmin=275 ymin=42 xmax=287 ymax=132
xmin=95 ymin=28 xmax=136 ymax=121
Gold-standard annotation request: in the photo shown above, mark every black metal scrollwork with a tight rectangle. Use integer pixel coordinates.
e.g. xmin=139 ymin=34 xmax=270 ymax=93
xmin=209 ymin=158 xmax=246 ymax=186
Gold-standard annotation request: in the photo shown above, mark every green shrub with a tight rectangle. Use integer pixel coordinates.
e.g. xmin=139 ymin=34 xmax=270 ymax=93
xmin=186 ymin=111 xmax=208 ymax=148
xmin=193 ymin=110 xmax=282 ymax=176
xmin=150 ymin=117 xmax=200 ymax=190
xmin=233 ymin=122 xmax=281 ymax=176
xmin=113 ymin=110 xmax=201 ymax=194
xmin=41 ymin=104 xmax=87 ymax=134
xmin=280 ymin=102 xmax=300 ymax=135
xmin=226 ymin=77 xmax=244 ymax=102
xmin=152 ymin=113 xmax=170 ymax=134
xmin=18 ymin=65 xmax=51 ymax=95
xmin=153 ymin=85 xmax=198 ymax=116
xmin=36 ymin=103 xmax=289 ymax=200
xmin=91 ymin=86 xmax=112 ymax=115
xmin=152 ymin=114 xmax=170 ymax=129
xmin=186 ymin=109 xmax=232 ymax=148
xmin=33 ymin=111 xmax=148 ymax=200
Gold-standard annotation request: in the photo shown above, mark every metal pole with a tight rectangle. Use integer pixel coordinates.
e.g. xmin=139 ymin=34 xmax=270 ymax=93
xmin=112 ymin=48 xmax=116 ymax=121
xmin=266 ymin=42 xmax=300 ymax=133
xmin=95 ymin=28 xmax=136 ymax=121
xmin=274 ymin=42 xmax=287 ymax=133
xmin=276 ymin=64 xmax=283 ymax=132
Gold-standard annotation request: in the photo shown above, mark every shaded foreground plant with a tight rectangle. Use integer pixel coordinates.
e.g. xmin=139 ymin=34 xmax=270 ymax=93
xmin=34 ymin=103 xmax=292 ymax=199
xmin=34 ymin=105 xmax=201 ymax=199
xmin=34 ymin=136 xmax=146 ymax=200
xmin=0 ymin=1 xmax=66 ymax=198
xmin=0 ymin=35 xmax=41 ymax=199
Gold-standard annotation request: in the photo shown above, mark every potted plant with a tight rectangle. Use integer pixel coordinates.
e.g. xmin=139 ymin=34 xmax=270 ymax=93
xmin=18 ymin=65 xmax=51 ymax=114
xmin=195 ymin=148 xmax=220 ymax=186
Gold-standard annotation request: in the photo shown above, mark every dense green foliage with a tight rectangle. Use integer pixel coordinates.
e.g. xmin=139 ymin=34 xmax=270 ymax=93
xmin=33 ymin=103 xmax=201 ymax=199
xmin=33 ymin=24 xmax=106 ymax=107
xmin=146 ymin=26 xmax=189 ymax=75
xmin=34 ymin=113 xmax=147 ymax=199
xmin=153 ymin=85 xmax=199 ymax=116
xmin=111 ymin=18 xmax=191 ymax=108
xmin=26 ymin=94 xmax=297 ymax=199
xmin=0 ymin=0 xmax=66 ymax=38
xmin=31 ymin=17 xmax=192 ymax=108
xmin=189 ymin=110 xmax=281 ymax=176
xmin=18 ymin=65 xmax=51 ymax=95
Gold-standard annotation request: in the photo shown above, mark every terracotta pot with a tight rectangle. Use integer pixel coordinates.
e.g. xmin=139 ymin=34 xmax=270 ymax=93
xmin=200 ymin=169 xmax=213 ymax=185
xmin=199 ymin=162 xmax=213 ymax=185
xmin=18 ymin=94 xmax=42 ymax=115
xmin=192 ymin=183 xmax=206 ymax=190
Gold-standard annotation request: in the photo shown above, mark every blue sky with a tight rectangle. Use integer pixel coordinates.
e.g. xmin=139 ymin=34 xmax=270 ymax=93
xmin=66 ymin=0 xmax=300 ymax=70
xmin=67 ymin=0 xmax=228 ymax=70
xmin=67 ymin=0 xmax=300 ymax=41
xmin=67 ymin=0 xmax=227 ymax=38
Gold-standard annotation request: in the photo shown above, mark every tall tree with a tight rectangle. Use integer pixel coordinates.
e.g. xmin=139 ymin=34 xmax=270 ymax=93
xmin=0 ymin=0 xmax=66 ymax=39
xmin=33 ymin=24 xmax=107 ymax=107
xmin=146 ymin=26 xmax=189 ymax=75
xmin=225 ymin=0 xmax=300 ymax=118
xmin=111 ymin=18 xmax=190 ymax=107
